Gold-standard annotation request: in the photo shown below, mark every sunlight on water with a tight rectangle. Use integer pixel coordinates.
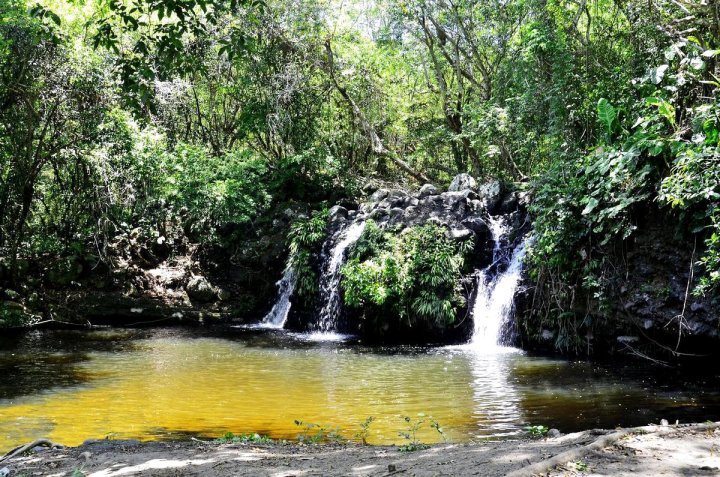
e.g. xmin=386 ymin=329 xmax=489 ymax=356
xmin=1 ymin=329 xmax=720 ymax=452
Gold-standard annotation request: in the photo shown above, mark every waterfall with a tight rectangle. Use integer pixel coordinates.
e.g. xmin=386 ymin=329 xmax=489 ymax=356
xmin=315 ymin=220 xmax=366 ymax=332
xmin=470 ymin=217 xmax=528 ymax=350
xmin=260 ymin=267 xmax=296 ymax=329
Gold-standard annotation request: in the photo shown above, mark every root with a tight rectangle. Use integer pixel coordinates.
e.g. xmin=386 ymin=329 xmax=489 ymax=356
xmin=0 ymin=439 xmax=65 ymax=464
xmin=505 ymin=421 xmax=720 ymax=477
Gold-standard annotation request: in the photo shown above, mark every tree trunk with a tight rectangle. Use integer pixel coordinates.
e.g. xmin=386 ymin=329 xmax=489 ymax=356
xmin=323 ymin=39 xmax=432 ymax=184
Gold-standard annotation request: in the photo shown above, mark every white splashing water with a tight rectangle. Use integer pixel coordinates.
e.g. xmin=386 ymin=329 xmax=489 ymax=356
xmin=259 ymin=267 xmax=296 ymax=329
xmin=315 ymin=220 xmax=367 ymax=333
xmin=470 ymin=217 xmax=528 ymax=350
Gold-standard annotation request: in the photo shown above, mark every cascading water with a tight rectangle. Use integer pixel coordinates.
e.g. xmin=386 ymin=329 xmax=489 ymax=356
xmin=470 ymin=216 xmax=528 ymax=350
xmin=260 ymin=267 xmax=296 ymax=329
xmin=314 ymin=220 xmax=367 ymax=333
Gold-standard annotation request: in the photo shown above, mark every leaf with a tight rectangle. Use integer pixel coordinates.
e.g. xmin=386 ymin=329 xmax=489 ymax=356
xmin=597 ymin=98 xmax=617 ymax=135
xmin=582 ymin=198 xmax=599 ymax=216
xmin=702 ymin=50 xmax=720 ymax=58
xmin=689 ymin=56 xmax=705 ymax=70
xmin=650 ymin=64 xmax=669 ymax=84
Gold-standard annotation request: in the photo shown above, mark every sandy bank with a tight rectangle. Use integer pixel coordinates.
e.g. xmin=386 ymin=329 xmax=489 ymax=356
xmin=3 ymin=422 xmax=719 ymax=476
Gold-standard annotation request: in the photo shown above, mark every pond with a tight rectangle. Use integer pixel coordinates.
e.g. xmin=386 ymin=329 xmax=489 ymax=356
xmin=1 ymin=327 xmax=719 ymax=451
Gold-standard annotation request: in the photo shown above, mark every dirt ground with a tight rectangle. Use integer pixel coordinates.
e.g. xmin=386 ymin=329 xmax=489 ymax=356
xmin=3 ymin=423 xmax=720 ymax=476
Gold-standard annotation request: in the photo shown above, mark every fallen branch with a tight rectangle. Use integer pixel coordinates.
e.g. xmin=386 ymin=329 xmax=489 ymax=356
xmin=0 ymin=439 xmax=65 ymax=464
xmin=505 ymin=421 xmax=720 ymax=477
xmin=324 ymin=38 xmax=431 ymax=184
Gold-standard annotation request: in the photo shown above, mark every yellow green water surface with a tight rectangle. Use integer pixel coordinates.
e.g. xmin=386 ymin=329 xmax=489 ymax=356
xmin=1 ymin=328 xmax=718 ymax=451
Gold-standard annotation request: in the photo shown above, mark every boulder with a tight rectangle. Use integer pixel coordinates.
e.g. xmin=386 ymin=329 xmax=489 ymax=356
xmin=369 ymin=208 xmax=388 ymax=221
xmin=328 ymin=205 xmax=348 ymax=223
xmin=497 ymin=192 xmax=519 ymax=214
xmin=362 ymin=182 xmax=377 ymax=195
xmin=448 ymin=173 xmax=477 ymax=192
xmin=186 ymin=276 xmax=217 ymax=302
xmin=417 ymin=184 xmax=438 ymax=198
xmin=477 ymin=181 xmax=503 ymax=210
xmin=370 ymin=188 xmax=389 ymax=202
xmin=462 ymin=217 xmax=490 ymax=235
xmin=449 ymin=225 xmax=473 ymax=241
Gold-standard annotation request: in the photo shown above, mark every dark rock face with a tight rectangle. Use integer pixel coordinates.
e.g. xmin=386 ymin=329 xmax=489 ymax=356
xmin=615 ymin=215 xmax=720 ymax=348
xmin=517 ymin=208 xmax=720 ymax=358
xmin=333 ymin=176 xmax=524 ymax=255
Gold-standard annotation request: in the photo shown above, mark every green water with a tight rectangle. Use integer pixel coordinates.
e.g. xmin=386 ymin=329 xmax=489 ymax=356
xmin=0 ymin=327 xmax=719 ymax=451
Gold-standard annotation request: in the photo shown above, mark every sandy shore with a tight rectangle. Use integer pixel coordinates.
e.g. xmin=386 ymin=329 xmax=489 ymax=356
xmin=3 ymin=422 xmax=720 ymax=476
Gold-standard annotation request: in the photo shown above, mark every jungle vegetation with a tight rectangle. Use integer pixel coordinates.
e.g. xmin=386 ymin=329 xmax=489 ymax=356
xmin=0 ymin=0 xmax=718 ymax=339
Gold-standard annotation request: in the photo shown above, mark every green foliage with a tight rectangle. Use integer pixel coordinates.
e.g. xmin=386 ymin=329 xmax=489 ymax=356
xmin=525 ymin=425 xmax=549 ymax=437
xmin=341 ymin=221 xmax=471 ymax=330
xmin=294 ymin=419 xmax=345 ymax=444
xmin=527 ymin=35 xmax=720 ymax=351
xmin=288 ymin=210 xmax=329 ymax=301
xmin=0 ymin=302 xmax=35 ymax=328
xmin=397 ymin=413 xmax=445 ymax=451
xmin=597 ymin=98 xmax=620 ymax=138
xmin=214 ymin=432 xmax=273 ymax=444
xmin=353 ymin=416 xmax=375 ymax=445
xmin=161 ymin=144 xmax=271 ymax=242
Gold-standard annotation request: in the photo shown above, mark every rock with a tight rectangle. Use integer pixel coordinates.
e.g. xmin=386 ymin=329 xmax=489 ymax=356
xmin=370 ymin=188 xmax=389 ymax=202
xmin=449 ymin=226 xmax=473 ymax=241
xmin=389 ymin=207 xmax=404 ymax=218
xmin=186 ymin=276 xmax=217 ymax=302
xmin=448 ymin=173 xmax=477 ymax=192
xmin=387 ymin=189 xmax=407 ymax=199
xmin=328 ymin=205 xmax=348 ymax=223
xmin=462 ymin=217 xmax=490 ymax=237
xmin=362 ymin=182 xmax=377 ymax=195
xmin=497 ymin=192 xmax=519 ymax=214
xmin=690 ymin=302 xmax=706 ymax=313
xmin=477 ymin=181 xmax=503 ymax=211
xmin=369 ymin=208 xmax=388 ymax=221
xmin=360 ymin=202 xmax=376 ymax=214
xmin=418 ymin=184 xmax=438 ymax=198
xmin=547 ymin=429 xmax=561 ymax=438
xmin=517 ymin=190 xmax=532 ymax=207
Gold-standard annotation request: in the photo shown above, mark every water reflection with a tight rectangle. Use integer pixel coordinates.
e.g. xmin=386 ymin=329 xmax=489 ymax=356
xmin=0 ymin=328 xmax=720 ymax=452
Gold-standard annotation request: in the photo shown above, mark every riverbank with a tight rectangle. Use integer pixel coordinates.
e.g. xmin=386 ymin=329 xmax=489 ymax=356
xmin=4 ymin=422 xmax=719 ymax=476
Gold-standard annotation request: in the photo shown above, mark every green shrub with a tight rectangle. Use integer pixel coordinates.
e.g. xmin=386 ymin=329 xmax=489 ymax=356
xmin=288 ymin=209 xmax=329 ymax=302
xmin=161 ymin=144 xmax=271 ymax=242
xmin=526 ymin=40 xmax=720 ymax=351
xmin=341 ymin=221 xmax=472 ymax=330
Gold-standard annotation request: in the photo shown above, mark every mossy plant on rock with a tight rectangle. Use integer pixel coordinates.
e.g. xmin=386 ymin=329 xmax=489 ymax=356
xmin=288 ymin=209 xmax=329 ymax=304
xmin=341 ymin=221 xmax=473 ymax=339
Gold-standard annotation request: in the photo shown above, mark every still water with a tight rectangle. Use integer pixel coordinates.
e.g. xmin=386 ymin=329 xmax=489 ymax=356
xmin=1 ymin=327 xmax=719 ymax=451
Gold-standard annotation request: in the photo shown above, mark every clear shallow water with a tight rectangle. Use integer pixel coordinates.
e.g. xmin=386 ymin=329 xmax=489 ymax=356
xmin=1 ymin=327 xmax=720 ymax=451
